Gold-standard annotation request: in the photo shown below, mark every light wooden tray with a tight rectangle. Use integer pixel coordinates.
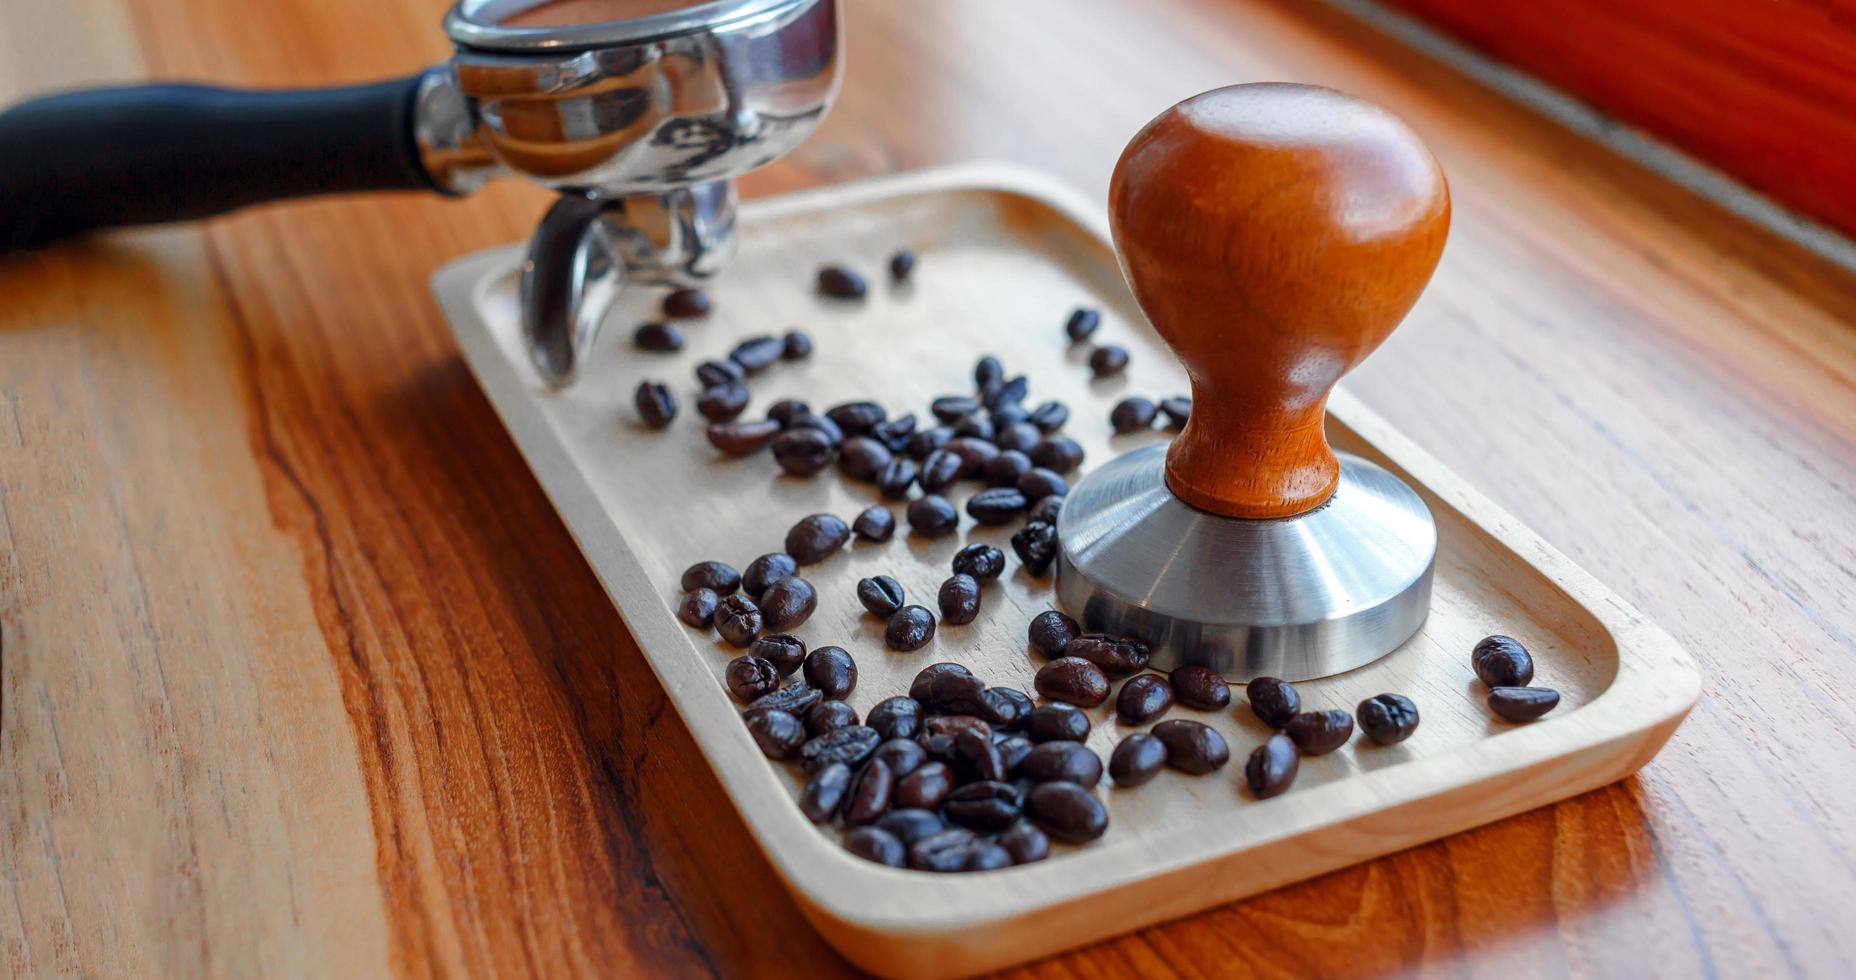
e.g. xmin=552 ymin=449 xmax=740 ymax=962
xmin=433 ymin=164 xmax=1700 ymax=978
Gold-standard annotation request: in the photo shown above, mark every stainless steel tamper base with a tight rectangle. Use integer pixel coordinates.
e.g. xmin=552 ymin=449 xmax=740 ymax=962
xmin=1054 ymin=444 xmax=1436 ymax=682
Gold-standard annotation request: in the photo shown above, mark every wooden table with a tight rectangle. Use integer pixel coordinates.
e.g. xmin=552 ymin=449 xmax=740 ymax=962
xmin=2 ymin=0 xmax=1851 ymax=976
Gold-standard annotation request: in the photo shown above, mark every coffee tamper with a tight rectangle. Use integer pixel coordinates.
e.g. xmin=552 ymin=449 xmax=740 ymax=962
xmin=1055 ymin=83 xmax=1451 ymax=682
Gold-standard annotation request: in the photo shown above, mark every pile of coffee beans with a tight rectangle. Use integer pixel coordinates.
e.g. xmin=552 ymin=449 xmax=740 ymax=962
xmin=1474 ymin=635 xmax=1560 ymax=722
xmin=1109 ymin=395 xmax=1191 ymax=434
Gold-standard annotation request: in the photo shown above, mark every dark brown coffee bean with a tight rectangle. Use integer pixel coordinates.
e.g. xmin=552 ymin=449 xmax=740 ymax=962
xmin=937 ymin=574 xmax=982 ymax=625
xmin=770 ymin=428 xmax=832 ymax=476
xmin=944 ymin=436 xmax=1000 ymax=475
xmin=1284 ymin=710 xmax=1354 ymax=755
xmin=951 ymin=543 xmax=1005 ymax=582
xmin=984 ymin=375 xmax=1029 ymax=412
xmin=802 ymin=646 xmax=857 ymax=700
xmin=796 ymin=724 xmax=879 ymax=773
xmin=851 ymin=506 xmax=894 ymax=543
xmin=801 ymin=762 xmax=850 ymax=823
xmin=1025 ymin=781 xmax=1108 ymax=843
xmin=805 ymin=700 xmax=859 ymax=736
xmin=1152 ymin=719 xmax=1230 ymax=774
xmin=1246 ymin=676 xmax=1301 ymax=728
xmin=748 ymin=683 xmax=822 ymax=716
xmin=876 ymin=808 xmax=944 ymax=844
xmin=740 ymin=553 xmax=797 ymax=600
xmin=909 ymin=662 xmax=971 ymax=702
xmin=785 ymin=513 xmax=850 ymax=565
xmin=1358 ymin=693 xmax=1420 ymax=744
xmin=966 ymin=487 xmax=1028 ymax=525
xmin=872 ymin=413 xmax=917 ymax=452
xmin=1159 ymin=396 xmax=1191 ymax=428
xmin=1246 ymin=734 xmax=1299 ymax=799
xmin=695 ymin=359 xmax=744 ymax=388
xmin=1067 ymin=634 xmax=1152 ymax=679
xmin=704 ymin=418 xmax=777 ymax=456
xmin=1024 ymin=703 xmax=1090 ymax=743
xmin=995 ymin=422 xmax=1042 ymax=454
xmin=876 ymin=458 xmax=918 ymax=500
xmin=918 ymin=716 xmax=986 ymax=761
xmin=748 ymin=633 xmax=806 ymax=676
xmin=953 ymin=414 xmax=995 ymax=442
xmin=697 ymin=381 xmax=749 ymax=423
xmin=963 ymin=843 xmax=1013 ymax=872
xmin=782 ymin=330 xmax=812 ymax=360
xmin=906 ymin=495 xmax=959 ymax=537
xmin=982 ymin=449 xmax=1032 ymax=487
xmin=1016 ymin=467 xmax=1068 ymax=502
xmin=838 ymin=436 xmax=891 ymax=481
xmin=954 ymin=729 xmax=1009 ymax=783
xmin=893 ymin=761 xmax=955 ymax=811
xmin=843 ymin=826 xmax=904 ymax=867
xmin=1089 ymin=344 xmax=1129 ymax=377
xmin=1020 ymin=741 xmax=1103 ymax=788
xmin=888 ymin=249 xmax=916 ymax=282
xmin=884 ymin=606 xmax=936 ymax=651
xmin=729 ymin=335 xmax=784 ymax=372
xmin=844 ymin=758 xmax=894 ymax=825
xmin=714 ymin=595 xmax=762 ymax=647
xmin=991 ymin=403 xmax=1027 ymax=428
xmin=634 ymin=381 xmax=677 ymax=428
xmin=1027 ymin=609 xmax=1080 ymax=659
xmin=759 ymin=577 xmax=817 ymax=632
xmin=824 ymin=400 xmax=885 ymax=435
xmin=677 ymin=588 xmax=718 ymax=629
xmin=908 ymin=425 xmax=954 ymax=459
xmin=1029 ymin=435 xmax=1084 ymax=473
xmin=1035 ymin=657 xmax=1109 ymax=707
xmin=980 ymin=687 xmax=1031 ymax=728
xmin=994 ymin=733 xmax=1034 ymax=772
xmin=1169 ymin=665 xmax=1230 ymax=710
xmin=1108 ymin=733 xmax=1166 ymax=787
xmin=930 ymin=395 xmax=980 ymax=423
xmin=1011 ymin=521 xmax=1059 ymax=576
xmin=856 ymin=575 xmax=906 ymax=617
xmin=917 ymin=449 xmax=964 ymax=493
xmin=968 ymin=355 xmax=1001 ymax=388
xmin=944 ymin=781 xmax=1021 ymax=832
xmin=817 ymin=265 xmax=867 ymax=299
xmin=1029 ymin=400 xmax=1069 ymax=432
xmin=867 ymin=697 xmax=925 ymax=740
xmin=1489 ymin=686 xmax=1560 ymax=722
xmin=1110 ymin=397 xmax=1157 ymax=433
xmin=744 ymin=708 xmax=805 ymax=760
xmin=907 ymin=828 xmax=978 ymax=872
xmin=1116 ymin=674 xmax=1174 ymax=725
xmin=1027 ymin=494 xmax=1064 ymax=525
xmin=662 ymin=287 xmax=710 ymax=318
xmin=871 ymin=736 xmax=926 ymax=777
xmin=997 ymin=821 xmax=1050 ymax=864
xmin=787 ymin=411 xmax=843 ymax=446
xmin=633 ymin=321 xmax=683 ymax=351
xmin=1473 ymin=635 xmax=1536 ymax=688
xmin=725 ymin=655 xmax=779 ymax=703
xmin=1064 ymin=307 xmax=1101 ymax=342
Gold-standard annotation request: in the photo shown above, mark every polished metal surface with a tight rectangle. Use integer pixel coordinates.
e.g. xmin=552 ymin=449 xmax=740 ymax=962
xmin=1055 ymin=444 xmax=1436 ymax=681
xmin=448 ymin=0 xmax=811 ymax=51
xmin=411 ymin=69 xmax=500 ymax=195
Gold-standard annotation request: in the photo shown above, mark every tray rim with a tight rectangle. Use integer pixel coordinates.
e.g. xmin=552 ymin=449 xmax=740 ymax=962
xmin=432 ymin=161 xmax=1701 ymax=968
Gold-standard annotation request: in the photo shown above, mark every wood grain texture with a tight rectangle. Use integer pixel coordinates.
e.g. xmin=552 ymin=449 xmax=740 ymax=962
xmin=1 ymin=0 xmax=1852 ymax=977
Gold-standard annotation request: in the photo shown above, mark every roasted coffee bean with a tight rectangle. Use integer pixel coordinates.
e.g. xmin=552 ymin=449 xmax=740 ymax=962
xmin=771 ymin=428 xmax=832 ymax=476
xmin=749 ymin=633 xmax=807 ymax=676
xmin=1067 ymin=634 xmax=1152 ymax=679
xmin=1015 ymin=467 xmax=1068 ymax=502
xmin=952 ymin=543 xmax=1006 ymax=582
xmin=677 ymin=588 xmax=718 ymax=628
xmin=1357 ymin=693 xmax=1420 ymax=744
xmin=845 ymin=758 xmax=894 ymax=825
xmin=938 ymin=574 xmax=982 ymax=625
xmin=782 ymin=330 xmax=813 ymax=360
xmin=908 ymin=425 xmax=954 ymax=459
xmin=1026 ymin=781 xmax=1109 ymax=843
xmin=917 ymin=449 xmax=965 ymax=493
xmin=759 ymin=577 xmax=817 ymax=632
xmin=1108 ymin=733 xmax=1166 ymax=787
xmin=1110 ymin=397 xmax=1158 ymax=433
xmin=1089 ymin=344 xmax=1130 ymax=377
xmin=1029 ymin=435 xmax=1085 ymax=473
xmin=1170 ymin=665 xmax=1231 ymax=711
xmin=917 ymin=668 xmax=990 ymax=718
xmin=748 ymin=683 xmax=822 ymax=716
xmin=945 ymin=436 xmax=1000 ymax=475
xmin=1027 ymin=609 xmax=1080 ymax=659
xmin=931 ymin=395 xmax=981 ymax=423
xmin=876 ymin=808 xmax=944 ymax=845
xmin=907 ymin=828 xmax=979 ymax=872
xmin=633 ymin=321 xmax=683 ymax=351
xmin=955 ymin=729 xmax=1010 ymax=783
xmin=982 ymin=449 xmax=1033 ymax=487
xmin=888 ymin=249 xmax=916 ymax=282
xmin=852 ymin=506 xmax=895 ymax=543
xmin=796 ymin=724 xmax=880 ymax=773
xmin=837 ymin=436 xmax=891 ymax=482
xmin=991 ymin=403 xmax=1030 ymax=427
xmin=974 ymin=355 xmax=1004 ymax=389
xmin=824 ymin=400 xmax=885 ymax=435
xmin=906 ymin=495 xmax=959 ymax=537
xmin=787 ymin=411 xmax=844 ymax=446
xmin=963 ymin=843 xmax=1013 ymax=871
xmin=662 ymin=287 xmax=711 ymax=318
xmin=1027 ymin=494 xmax=1064 ymax=525
xmin=744 ymin=708 xmax=806 ymax=760
xmin=740 ymin=553 xmax=797 ymax=600
xmin=893 ymin=761 xmax=955 ymax=811
xmin=1064 ymin=307 xmax=1101 ymax=342
xmin=995 ymin=422 xmax=1042 ymax=454
xmin=729 ymin=335 xmax=784 ymax=372
xmin=802 ymin=646 xmax=857 ymax=700
xmin=1035 ymin=657 xmax=1110 ymax=707
xmin=714 ymin=595 xmax=762 ymax=647
xmin=1011 ymin=521 xmax=1059 ymax=576
xmin=1473 ymin=635 xmax=1535 ymax=688
xmin=706 ymin=418 xmax=781 ymax=455
xmin=967 ymin=487 xmax=1028 ymax=525
xmin=817 ymin=265 xmax=867 ymax=299
xmin=805 ymin=700 xmax=860 ymax=736
xmin=1152 ymin=719 xmax=1230 ymax=774
xmin=1024 ymin=702 xmax=1090 ymax=744
xmin=1284 ymin=710 xmax=1353 ymax=755
xmin=997 ymin=821 xmax=1050 ymax=864
xmin=1246 ymin=676 xmax=1301 ymax=728
xmin=1489 ymin=686 xmax=1560 ymax=722
xmin=944 ymin=781 xmax=1021 ymax=832
xmin=871 ymin=736 xmax=926 ymax=777
xmin=1020 ymin=740 xmax=1103 ymax=788
xmin=695 ymin=359 xmax=744 ymax=388
xmin=843 ymin=826 xmax=905 ymax=867
xmin=885 ymin=605 xmax=937 ymax=651
xmin=1029 ymin=400 xmax=1069 ymax=432
xmin=1159 ymin=396 xmax=1191 ymax=429
xmin=856 ymin=575 xmax=906 ymax=618
xmin=980 ymin=687 xmax=1030 ymax=728
xmin=697 ymin=381 xmax=750 ymax=422
xmin=953 ymin=414 xmax=995 ymax=442
xmin=985 ymin=375 xmax=1029 ymax=412
xmin=918 ymin=716 xmax=989 ymax=760
xmin=801 ymin=762 xmax=850 ymax=823
xmin=635 ymin=381 xmax=677 ymax=428
xmin=867 ymin=696 xmax=925 ymax=740
xmin=1117 ymin=674 xmax=1175 ymax=725
xmin=876 ymin=458 xmax=918 ymax=499
xmin=1246 ymin=733 xmax=1299 ymax=799
xmin=909 ymin=662 xmax=971 ymax=702
xmin=994 ymin=733 xmax=1034 ymax=772
xmin=873 ymin=413 xmax=917 ymax=452
xmin=785 ymin=513 xmax=850 ymax=565
xmin=725 ymin=655 xmax=780 ymax=703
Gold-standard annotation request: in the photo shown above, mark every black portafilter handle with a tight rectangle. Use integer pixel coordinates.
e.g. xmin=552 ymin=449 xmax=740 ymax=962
xmin=0 ymin=73 xmax=444 ymax=251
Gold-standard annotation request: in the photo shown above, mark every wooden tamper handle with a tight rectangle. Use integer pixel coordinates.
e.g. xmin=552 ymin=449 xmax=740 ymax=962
xmin=1109 ymin=83 xmax=1450 ymax=519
